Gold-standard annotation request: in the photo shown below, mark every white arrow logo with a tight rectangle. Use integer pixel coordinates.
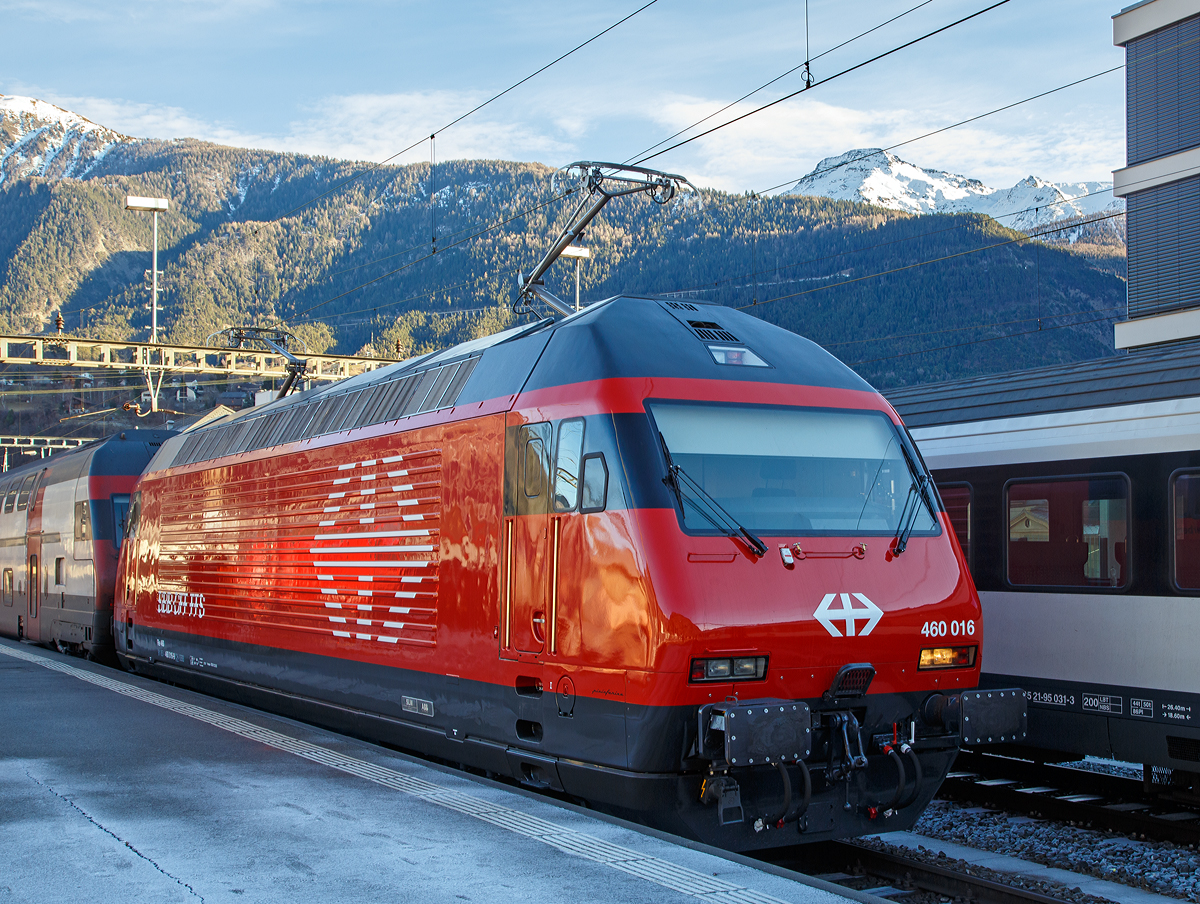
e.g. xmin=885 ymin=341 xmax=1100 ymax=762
xmin=814 ymin=593 xmax=883 ymax=638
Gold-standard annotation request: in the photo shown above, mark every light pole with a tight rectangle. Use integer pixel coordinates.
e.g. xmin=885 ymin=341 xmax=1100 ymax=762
xmin=125 ymin=195 xmax=169 ymax=343
xmin=560 ymin=243 xmax=590 ymax=311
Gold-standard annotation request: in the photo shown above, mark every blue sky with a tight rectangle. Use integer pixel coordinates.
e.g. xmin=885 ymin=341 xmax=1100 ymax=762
xmin=1 ymin=0 xmax=1126 ymax=192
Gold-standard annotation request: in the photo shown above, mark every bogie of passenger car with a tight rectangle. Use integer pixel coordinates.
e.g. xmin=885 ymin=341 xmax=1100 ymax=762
xmin=0 ymin=430 xmax=169 ymax=658
xmin=116 ymin=296 xmax=1018 ymax=851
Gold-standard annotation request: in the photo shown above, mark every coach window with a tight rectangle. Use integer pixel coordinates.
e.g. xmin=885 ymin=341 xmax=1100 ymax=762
xmin=112 ymin=494 xmax=131 ymax=548
xmin=1007 ymin=476 xmax=1129 ymax=589
xmin=580 ymin=453 xmax=609 ymax=514
xmin=939 ymin=483 xmax=972 ymax=567
xmin=2 ymin=569 xmax=12 ymax=607
xmin=15 ymin=474 xmax=35 ymax=511
xmin=1172 ymin=471 xmax=1200 ymax=591
xmin=553 ymin=420 xmax=585 ymax=512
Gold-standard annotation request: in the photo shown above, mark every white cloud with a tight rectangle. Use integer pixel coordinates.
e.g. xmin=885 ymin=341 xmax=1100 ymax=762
xmin=7 ymin=83 xmax=1124 ymax=195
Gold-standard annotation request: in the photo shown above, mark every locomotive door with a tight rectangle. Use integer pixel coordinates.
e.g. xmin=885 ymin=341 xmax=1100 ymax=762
xmin=507 ymin=422 xmax=552 ymax=655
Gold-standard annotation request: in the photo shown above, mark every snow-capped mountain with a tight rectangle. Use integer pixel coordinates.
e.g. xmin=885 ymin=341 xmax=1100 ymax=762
xmin=0 ymin=95 xmax=134 ymax=185
xmin=789 ymin=149 xmax=1123 ymax=232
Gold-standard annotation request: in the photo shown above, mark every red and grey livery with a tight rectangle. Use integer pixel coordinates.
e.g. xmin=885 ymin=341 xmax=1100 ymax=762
xmin=115 ymin=295 xmax=1024 ymax=850
xmin=0 ymin=430 xmax=169 ymax=657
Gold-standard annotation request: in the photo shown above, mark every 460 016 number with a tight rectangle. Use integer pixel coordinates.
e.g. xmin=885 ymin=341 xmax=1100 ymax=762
xmin=921 ymin=619 xmax=975 ymax=637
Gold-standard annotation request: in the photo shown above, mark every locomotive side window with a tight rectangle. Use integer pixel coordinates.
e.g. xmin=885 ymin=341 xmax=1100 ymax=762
xmin=1006 ymin=476 xmax=1129 ymax=589
xmin=553 ymin=420 xmax=585 ymax=512
xmin=2 ymin=568 xmax=11 ymax=606
xmin=54 ymin=557 xmax=64 ymax=585
xmin=524 ymin=437 xmax=546 ymax=498
xmin=125 ymin=493 xmax=141 ymax=541
xmin=939 ymin=483 xmax=972 ymax=566
xmin=580 ymin=453 xmax=609 ymax=514
xmin=1171 ymin=472 xmax=1200 ymax=591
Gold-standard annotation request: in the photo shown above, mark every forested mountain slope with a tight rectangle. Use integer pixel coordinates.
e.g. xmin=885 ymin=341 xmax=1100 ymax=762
xmin=0 ymin=117 xmax=1126 ymax=389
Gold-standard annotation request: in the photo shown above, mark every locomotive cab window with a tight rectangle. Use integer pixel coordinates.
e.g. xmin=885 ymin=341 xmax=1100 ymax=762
xmin=554 ymin=419 xmax=584 ymax=512
xmin=648 ymin=401 xmax=939 ymax=536
xmin=1006 ymin=476 xmax=1129 ymax=589
xmin=1172 ymin=471 xmax=1200 ymax=591
xmin=1 ymin=481 xmax=13 ymax=513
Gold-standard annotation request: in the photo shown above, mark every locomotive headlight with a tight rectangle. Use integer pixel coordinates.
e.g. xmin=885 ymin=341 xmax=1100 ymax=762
xmin=919 ymin=646 xmax=977 ymax=670
xmin=706 ymin=659 xmax=732 ymax=678
xmin=689 ymin=656 xmax=768 ymax=682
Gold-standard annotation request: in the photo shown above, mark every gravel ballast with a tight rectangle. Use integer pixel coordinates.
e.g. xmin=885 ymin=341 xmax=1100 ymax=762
xmin=909 ymin=799 xmax=1200 ymax=901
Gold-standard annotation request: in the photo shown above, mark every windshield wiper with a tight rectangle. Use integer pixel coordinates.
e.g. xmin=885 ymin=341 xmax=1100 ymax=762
xmin=892 ymin=436 xmax=935 ymax=556
xmin=659 ymin=433 xmax=768 ymax=558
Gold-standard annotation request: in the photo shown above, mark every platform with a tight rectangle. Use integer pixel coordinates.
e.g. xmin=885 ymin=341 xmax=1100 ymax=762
xmin=0 ymin=639 xmax=866 ymax=904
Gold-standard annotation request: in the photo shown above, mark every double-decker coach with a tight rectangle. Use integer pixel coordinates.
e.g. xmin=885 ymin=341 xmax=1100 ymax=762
xmin=0 ymin=430 xmax=169 ymax=658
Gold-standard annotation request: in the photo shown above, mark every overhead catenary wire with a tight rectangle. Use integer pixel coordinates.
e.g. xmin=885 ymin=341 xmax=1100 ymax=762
xmin=622 ymin=0 xmax=933 ymax=165
xmin=267 ymin=0 xmax=661 ymax=228
xmin=755 ymin=66 xmax=1124 ymax=196
xmin=289 ymin=188 xmax=577 ymax=320
xmin=633 ymin=0 xmax=1015 ymax=166
xmin=847 ymin=311 xmax=1123 ymax=369
xmin=735 ymin=208 xmax=1127 ymax=311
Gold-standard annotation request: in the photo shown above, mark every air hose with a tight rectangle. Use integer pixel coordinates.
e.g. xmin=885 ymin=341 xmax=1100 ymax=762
xmin=899 ymin=743 xmax=923 ymax=808
xmin=883 ymin=745 xmax=907 ymax=810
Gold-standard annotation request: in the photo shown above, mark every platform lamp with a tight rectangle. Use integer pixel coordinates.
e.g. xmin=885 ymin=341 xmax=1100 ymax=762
xmin=125 ymin=195 xmax=169 ymax=343
xmin=560 ymin=243 xmax=591 ymax=311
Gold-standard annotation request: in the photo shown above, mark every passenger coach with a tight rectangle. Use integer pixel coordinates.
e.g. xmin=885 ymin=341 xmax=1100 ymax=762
xmin=889 ymin=347 xmax=1200 ymax=785
xmin=0 ymin=430 xmax=168 ymax=658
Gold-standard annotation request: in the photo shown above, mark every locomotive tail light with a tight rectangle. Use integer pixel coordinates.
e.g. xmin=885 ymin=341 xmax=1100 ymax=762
xmin=918 ymin=645 xmax=977 ymax=670
xmin=689 ymin=656 xmax=767 ymax=682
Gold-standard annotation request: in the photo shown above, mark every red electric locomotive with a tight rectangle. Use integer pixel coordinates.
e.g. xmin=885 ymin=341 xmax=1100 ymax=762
xmin=114 ymin=165 xmax=1024 ymax=850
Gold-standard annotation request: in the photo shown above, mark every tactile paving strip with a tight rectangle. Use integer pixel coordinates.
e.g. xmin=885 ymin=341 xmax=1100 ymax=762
xmin=1 ymin=643 xmax=790 ymax=904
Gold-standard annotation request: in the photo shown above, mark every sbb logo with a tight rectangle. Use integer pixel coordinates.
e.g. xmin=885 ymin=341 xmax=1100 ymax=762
xmin=814 ymin=592 xmax=882 ymax=638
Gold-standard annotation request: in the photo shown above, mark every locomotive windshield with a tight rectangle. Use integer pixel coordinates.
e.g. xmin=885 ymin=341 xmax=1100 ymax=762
xmin=649 ymin=401 xmax=940 ymax=536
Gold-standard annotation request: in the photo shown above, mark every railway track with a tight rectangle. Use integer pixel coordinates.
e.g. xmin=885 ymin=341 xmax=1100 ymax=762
xmin=941 ymin=751 xmax=1200 ymax=847
xmin=763 ymin=840 xmax=1086 ymax=903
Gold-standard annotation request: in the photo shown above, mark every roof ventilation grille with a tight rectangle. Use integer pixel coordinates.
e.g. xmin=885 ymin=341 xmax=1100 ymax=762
xmin=687 ymin=320 xmax=740 ymax=343
xmin=666 ymin=300 xmax=699 ymax=311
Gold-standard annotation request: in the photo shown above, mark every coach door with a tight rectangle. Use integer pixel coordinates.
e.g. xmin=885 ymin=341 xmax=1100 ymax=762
xmin=506 ymin=422 xmax=552 ymax=655
xmin=22 ymin=471 xmax=44 ymax=642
